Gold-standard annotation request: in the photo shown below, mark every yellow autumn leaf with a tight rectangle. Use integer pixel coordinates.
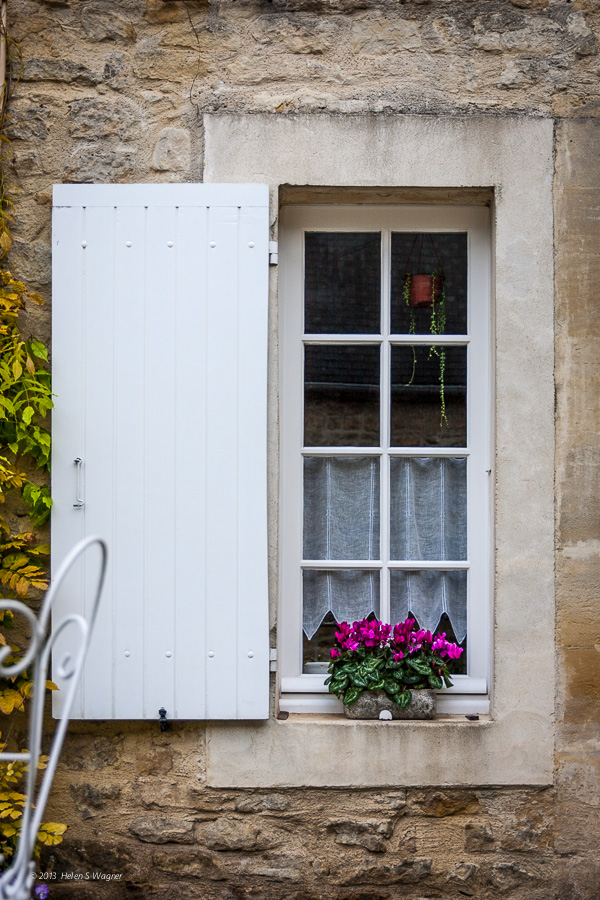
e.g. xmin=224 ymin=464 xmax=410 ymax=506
xmin=40 ymin=823 xmax=67 ymax=836
xmin=45 ymin=681 xmax=58 ymax=691
xmin=0 ymin=231 xmax=12 ymax=256
xmin=0 ymin=690 xmax=24 ymax=715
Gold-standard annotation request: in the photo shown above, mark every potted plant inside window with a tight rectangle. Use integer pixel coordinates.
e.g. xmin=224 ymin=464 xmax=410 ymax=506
xmin=325 ymin=616 xmax=463 ymax=720
xmin=402 ymin=234 xmax=449 ymax=427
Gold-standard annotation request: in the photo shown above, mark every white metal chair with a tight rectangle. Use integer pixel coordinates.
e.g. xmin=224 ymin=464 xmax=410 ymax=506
xmin=0 ymin=537 xmax=107 ymax=900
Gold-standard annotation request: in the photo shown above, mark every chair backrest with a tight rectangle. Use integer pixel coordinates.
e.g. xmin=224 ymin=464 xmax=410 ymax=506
xmin=0 ymin=536 xmax=107 ymax=900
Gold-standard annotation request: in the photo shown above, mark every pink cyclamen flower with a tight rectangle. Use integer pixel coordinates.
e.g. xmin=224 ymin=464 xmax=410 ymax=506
xmin=330 ymin=648 xmax=341 ymax=659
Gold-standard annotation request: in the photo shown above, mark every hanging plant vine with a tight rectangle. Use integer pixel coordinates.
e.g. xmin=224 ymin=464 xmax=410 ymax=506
xmin=402 ymin=232 xmax=449 ymax=429
xmin=0 ymin=7 xmax=66 ymax=867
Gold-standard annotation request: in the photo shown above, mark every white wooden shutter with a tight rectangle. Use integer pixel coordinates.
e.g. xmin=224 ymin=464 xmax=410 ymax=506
xmin=51 ymin=184 xmax=270 ymax=720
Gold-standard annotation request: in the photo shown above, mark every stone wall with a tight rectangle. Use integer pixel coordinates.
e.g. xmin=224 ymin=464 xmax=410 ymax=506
xmin=4 ymin=1 xmax=600 ymax=898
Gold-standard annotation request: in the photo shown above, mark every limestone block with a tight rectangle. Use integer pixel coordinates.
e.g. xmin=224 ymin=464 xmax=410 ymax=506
xmin=326 ymin=817 xmax=393 ymax=852
xmin=152 ymin=127 xmax=191 ymax=172
xmin=103 ymin=53 xmax=127 ymax=86
xmin=487 ymin=862 xmax=539 ymax=892
xmin=69 ymin=783 xmax=121 ymax=819
xmin=230 ymin=857 xmax=302 ymax=882
xmin=64 ymin=145 xmax=137 ymax=183
xmin=134 ymin=744 xmax=175 ymax=778
xmin=234 ymin=793 xmax=290 ymax=813
xmin=350 ymin=18 xmax=422 ymax=55
xmin=568 ymin=11 xmax=597 ymax=56
xmin=197 ymin=817 xmax=282 ymax=851
xmin=410 ymin=791 xmax=481 ymax=818
xmin=68 ymin=98 xmax=140 ymax=140
xmin=43 ymin=837 xmax=134 ymax=877
xmin=447 ymin=862 xmax=479 ymax=884
xmin=12 ymin=151 xmax=42 ymax=176
xmin=499 ymin=57 xmax=539 ymax=88
xmin=10 ymin=239 xmax=51 ymax=285
xmin=81 ymin=5 xmax=137 ymax=42
xmin=509 ymin=0 xmax=548 ymax=7
xmin=251 ymin=14 xmax=336 ymax=55
xmin=464 ymin=822 xmax=495 ymax=851
xmin=152 ymin=848 xmax=224 ymax=880
xmin=8 ymin=106 xmax=49 ymax=141
xmin=22 ymin=58 xmax=101 ymax=85
xmin=129 ymin=815 xmax=195 ymax=844
xmin=341 ymin=857 xmax=432 ymax=885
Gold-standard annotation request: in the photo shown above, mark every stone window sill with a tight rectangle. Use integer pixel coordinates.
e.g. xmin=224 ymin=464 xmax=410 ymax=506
xmin=277 ymin=713 xmax=493 ymax=726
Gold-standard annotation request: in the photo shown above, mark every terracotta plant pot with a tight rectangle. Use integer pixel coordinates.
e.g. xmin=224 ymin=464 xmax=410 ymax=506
xmin=344 ymin=689 xmax=436 ymax=720
xmin=407 ymin=274 xmax=444 ymax=308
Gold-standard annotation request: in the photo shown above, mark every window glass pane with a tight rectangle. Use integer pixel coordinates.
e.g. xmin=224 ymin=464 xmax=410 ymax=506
xmin=391 ymin=232 xmax=467 ymax=335
xmin=304 ymin=457 xmax=380 ymax=560
xmin=305 ymin=232 xmax=381 ymax=334
xmin=302 ymin=569 xmax=380 ymax=664
xmin=304 ymin=344 xmax=380 ymax=446
xmin=390 ymin=345 xmax=466 ymax=447
xmin=389 ymin=569 xmax=467 ymax=647
xmin=303 ymin=612 xmax=338 ymax=672
xmin=390 ymin=458 xmax=467 ymax=561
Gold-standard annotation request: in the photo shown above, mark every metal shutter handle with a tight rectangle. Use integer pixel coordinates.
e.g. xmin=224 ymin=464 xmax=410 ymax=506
xmin=73 ymin=457 xmax=84 ymax=508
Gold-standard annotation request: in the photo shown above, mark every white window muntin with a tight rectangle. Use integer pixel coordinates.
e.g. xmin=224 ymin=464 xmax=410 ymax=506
xmin=280 ymin=204 xmax=491 ymax=711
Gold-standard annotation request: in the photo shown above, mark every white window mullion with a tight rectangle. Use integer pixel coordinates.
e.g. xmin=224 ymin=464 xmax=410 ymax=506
xmin=380 ymin=227 xmax=391 ymax=624
xmin=465 ymin=219 xmax=492 ymax=683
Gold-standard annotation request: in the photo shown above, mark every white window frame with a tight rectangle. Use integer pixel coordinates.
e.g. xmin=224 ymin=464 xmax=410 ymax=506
xmin=279 ymin=204 xmax=492 ymax=716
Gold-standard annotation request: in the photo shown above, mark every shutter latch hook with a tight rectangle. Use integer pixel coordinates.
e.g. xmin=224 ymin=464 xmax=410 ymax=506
xmin=158 ymin=708 xmax=169 ymax=732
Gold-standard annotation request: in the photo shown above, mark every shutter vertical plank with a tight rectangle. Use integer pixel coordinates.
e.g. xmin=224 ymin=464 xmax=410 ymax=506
xmin=236 ymin=207 xmax=269 ymax=718
xmin=143 ymin=206 xmax=177 ymax=718
xmin=51 ymin=206 xmax=87 ymax=719
xmin=172 ymin=206 xmax=209 ymax=719
xmin=113 ymin=207 xmax=147 ymax=718
xmin=52 ymin=184 xmax=270 ymax=720
xmin=80 ymin=206 xmax=116 ymax=718
xmin=205 ymin=206 xmax=241 ymax=719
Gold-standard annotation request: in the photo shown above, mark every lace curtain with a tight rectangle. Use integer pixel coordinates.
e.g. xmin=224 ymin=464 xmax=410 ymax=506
xmin=302 ymin=456 xmax=467 ymax=642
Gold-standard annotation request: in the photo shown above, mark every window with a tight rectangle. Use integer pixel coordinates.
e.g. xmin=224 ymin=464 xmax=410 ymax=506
xmin=279 ymin=204 xmax=491 ymax=715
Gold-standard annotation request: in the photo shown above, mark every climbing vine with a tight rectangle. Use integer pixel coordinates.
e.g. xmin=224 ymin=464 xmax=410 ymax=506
xmin=0 ymin=12 xmax=66 ymax=868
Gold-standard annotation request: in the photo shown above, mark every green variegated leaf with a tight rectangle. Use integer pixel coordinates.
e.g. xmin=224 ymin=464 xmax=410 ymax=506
xmin=398 ymin=689 xmax=412 ymax=708
xmin=383 ymin=679 xmax=400 ymax=695
xmin=343 ymin=687 xmax=360 ymax=706
xmin=407 ymin=659 xmax=432 ymax=676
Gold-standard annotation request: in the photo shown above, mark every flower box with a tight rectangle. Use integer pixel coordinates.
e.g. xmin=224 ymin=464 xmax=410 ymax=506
xmin=326 ymin=617 xmax=463 ymax=721
xmin=344 ymin=688 xmax=436 ymax=720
